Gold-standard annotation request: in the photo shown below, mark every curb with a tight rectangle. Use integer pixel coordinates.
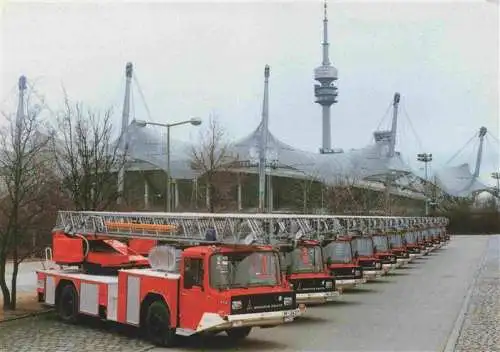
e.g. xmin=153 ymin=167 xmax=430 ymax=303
xmin=0 ymin=309 xmax=53 ymax=324
xmin=442 ymin=239 xmax=490 ymax=352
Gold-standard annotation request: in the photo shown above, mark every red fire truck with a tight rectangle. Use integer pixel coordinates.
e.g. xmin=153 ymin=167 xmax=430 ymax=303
xmin=130 ymin=213 xmax=342 ymax=309
xmin=276 ymin=238 xmax=340 ymax=305
xmin=36 ymin=211 xmax=300 ymax=347
xmin=387 ymin=229 xmax=412 ymax=266
xmin=371 ymin=232 xmax=398 ymax=273
xmin=348 ymin=233 xmax=383 ymax=281
xmin=260 ymin=217 xmax=341 ymax=306
xmin=321 ymin=236 xmax=366 ymax=290
xmin=402 ymin=228 xmax=424 ymax=259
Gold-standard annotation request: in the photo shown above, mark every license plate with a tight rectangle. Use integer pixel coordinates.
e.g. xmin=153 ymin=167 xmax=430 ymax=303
xmin=284 ymin=316 xmax=294 ymax=322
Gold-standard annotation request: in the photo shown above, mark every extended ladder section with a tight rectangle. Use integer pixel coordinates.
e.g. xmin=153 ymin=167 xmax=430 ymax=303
xmin=55 ymin=211 xmax=447 ymax=246
xmin=56 ymin=211 xmax=263 ymax=244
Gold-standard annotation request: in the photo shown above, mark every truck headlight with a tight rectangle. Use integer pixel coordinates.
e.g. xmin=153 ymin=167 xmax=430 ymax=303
xmin=325 ymin=281 xmax=333 ymax=289
xmin=231 ymin=301 xmax=242 ymax=310
xmin=283 ymin=297 xmax=293 ymax=306
xmin=355 ymin=270 xmax=361 ymax=276
xmin=375 ymin=262 xmax=381 ymax=269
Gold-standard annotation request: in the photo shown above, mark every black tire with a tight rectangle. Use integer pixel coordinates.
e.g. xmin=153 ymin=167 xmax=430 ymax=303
xmin=226 ymin=327 xmax=252 ymax=341
xmin=145 ymin=301 xmax=176 ymax=347
xmin=57 ymin=284 xmax=79 ymax=323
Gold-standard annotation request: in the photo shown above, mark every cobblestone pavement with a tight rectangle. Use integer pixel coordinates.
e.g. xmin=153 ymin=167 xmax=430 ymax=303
xmin=0 ymin=235 xmax=495 ymax=352
xmin=454 ymin=235 xmax=500 ymax=352
xmin=0 ymin=314 xmax=154 ymax=352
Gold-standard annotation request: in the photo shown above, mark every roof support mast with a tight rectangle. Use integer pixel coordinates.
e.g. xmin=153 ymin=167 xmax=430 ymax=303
xmin=384 ymin=93 xmax=401 ymax=215
xmin=473 ymin=126 xmax=487 ymax=178
xmin=117 ymin=62 xmax=133 ymax=205
xmin=258 ymin=65 xmax=270 ymax=212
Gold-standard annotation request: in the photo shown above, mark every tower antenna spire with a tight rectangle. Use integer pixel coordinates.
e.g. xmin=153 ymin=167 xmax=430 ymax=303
xmin=322 ymin=0 xmax=330 ymax=66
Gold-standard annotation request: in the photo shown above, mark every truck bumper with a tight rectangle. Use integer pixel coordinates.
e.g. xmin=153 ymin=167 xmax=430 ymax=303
xmin=195 ymin=308 xmax=302 ymax=333
xmin=382 ymin=263 xmax=396 ymax=273
xmin=296 ymin=291 xmax=341 ymax=304
xmin=363 ymin=270 xmax=383 ymax=281
xmin=335 ymin=278 xmax=367 ymax=289
xmin=396 ymin=258 xmax=410 ymax=267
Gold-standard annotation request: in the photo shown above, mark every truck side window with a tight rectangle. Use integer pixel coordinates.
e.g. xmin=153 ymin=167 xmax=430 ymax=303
xmin=184 ymin=258 xmax=203 ymax=288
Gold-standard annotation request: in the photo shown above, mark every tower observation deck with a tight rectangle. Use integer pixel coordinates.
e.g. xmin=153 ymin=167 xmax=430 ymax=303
xmin=314 ymin=1 xmax=339 ymax=154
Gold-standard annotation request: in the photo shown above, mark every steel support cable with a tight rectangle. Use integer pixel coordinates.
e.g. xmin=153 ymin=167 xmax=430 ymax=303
xmin=367 ymin=99 xmax=393 ymax=145
xmin=400 ymin=103 xmax=424 ymax=152
xmin=484 ymin=136 xmax=500 ymax=167
xmin=132 ymin=74 xmax=153 ymax=122
xmin=485 ymin=133 xmax=500 ymax=169
xmin=376 ymin=99 xmax=394 ymax=130
xmin=487 ymin=130 xmax=500 ymax=144
xmin=445 ymin=133 xmax=477 ymax=165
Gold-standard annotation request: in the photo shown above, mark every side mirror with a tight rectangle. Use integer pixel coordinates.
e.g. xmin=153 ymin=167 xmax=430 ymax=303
xmin=373 ymin=246 xmax=377 ymax=254
xmin=354 ymin=251 xmax=359 ymax=259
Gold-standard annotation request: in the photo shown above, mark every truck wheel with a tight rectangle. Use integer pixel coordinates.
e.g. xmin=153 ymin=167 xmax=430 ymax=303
xmin=57 ymin=284 xmax=79 ymax=323
xmin=226 ymin=327 xmax=252 ymax=340
xmin=145 ymin=301 xmax=176 ymax=347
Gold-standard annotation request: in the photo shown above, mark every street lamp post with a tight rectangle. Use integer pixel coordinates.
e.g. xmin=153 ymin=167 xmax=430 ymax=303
xmin=133 ymin=117 xmax=202 ymax=212
xmin=417 ymin=153 xmax=433 ymax=216
xmin=492 ymin=171 xmax=500 ymax=197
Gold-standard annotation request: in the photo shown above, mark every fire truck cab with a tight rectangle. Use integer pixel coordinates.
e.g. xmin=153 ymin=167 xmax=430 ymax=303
xmin=349 ymin=234 xmax=383 ymax=281
xmin=387 ymin=230 xmax=411 ymax=266
xmin=371 ymin=233 xmax=398 ymax=272
xmin=403 ymin=229 xmax=423 ymax=259
xmin=322 ymin=237 xmax=366 ymax=289
xmin=36 ymin=211 xmax=300 ymax=347
xmin=277 ymin=239 xmax=340 ymax=305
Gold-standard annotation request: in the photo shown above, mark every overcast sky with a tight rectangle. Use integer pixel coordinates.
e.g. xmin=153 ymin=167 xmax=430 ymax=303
xmin=1 ymin=0 xmax=499 ymax=183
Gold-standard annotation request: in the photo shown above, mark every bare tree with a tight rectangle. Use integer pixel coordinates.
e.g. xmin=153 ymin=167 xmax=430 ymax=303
xmin=324 ymin=175 xmax=361 ymax=214
xmin=0 ymin=101 xmax=64 ymax=310
xmin=191 ymin=116 xmax=237 ymax=212
xmin=300 ymin=170 xmax=322 ymax=213
xmin=52 ymin=97 xmax=125 ymax=210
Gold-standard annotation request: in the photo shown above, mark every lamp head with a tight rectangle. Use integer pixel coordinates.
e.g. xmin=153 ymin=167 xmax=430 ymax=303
xmin=132 ymin=119 xmax=148 ymax=128
xmin=190 ymin=117 xmax=202 ymax=126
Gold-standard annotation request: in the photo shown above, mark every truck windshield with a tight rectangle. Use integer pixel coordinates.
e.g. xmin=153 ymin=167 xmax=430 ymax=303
xmin=209 ymin=251 xmax=279 ymax=289
xmin=372 ymin=236 xmax=389 ymax=251
xmin=405 ymin=232 xmax=417 ymax=244
xmin=352 ymin=238 xmax=373 ymax=256
xmin=323 ymin=241 xmax=352 ymax=264
xmin=389 ymin=234 xmax=403 ymax=247
xmin=288 ymin=246 xmax=323 ymax=273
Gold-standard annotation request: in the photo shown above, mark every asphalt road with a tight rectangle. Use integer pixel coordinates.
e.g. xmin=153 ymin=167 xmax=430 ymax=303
xmin=0 ymin=235 xmax=494 ymax=352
